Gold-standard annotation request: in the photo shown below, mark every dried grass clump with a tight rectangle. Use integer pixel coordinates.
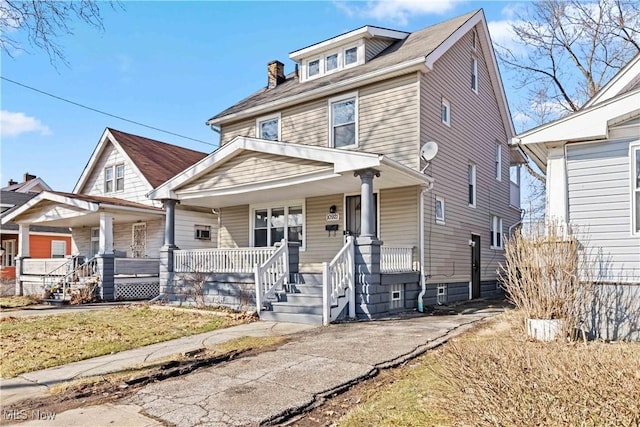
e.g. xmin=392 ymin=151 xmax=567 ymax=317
xmin=500 ymin=222 xmax=595 ymax=333
xmin=436 ymin=330 xmax=640 ymax=426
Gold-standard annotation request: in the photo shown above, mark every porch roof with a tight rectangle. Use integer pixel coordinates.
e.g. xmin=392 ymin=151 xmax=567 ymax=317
xmin=1 ymin=191 xmax=164 ymax=228
xmin=148 ymin=137 xmax=434 ymax=208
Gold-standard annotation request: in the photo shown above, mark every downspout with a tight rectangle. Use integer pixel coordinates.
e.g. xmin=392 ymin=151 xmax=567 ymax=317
xmin=508 ymin=208 xmax=526 ymax=238
xmin=418 ymin=185 xmax=432 ymax=312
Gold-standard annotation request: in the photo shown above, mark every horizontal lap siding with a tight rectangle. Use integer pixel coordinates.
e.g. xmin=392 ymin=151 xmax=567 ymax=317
xmin=420 ymin=27 xmax=518 ymax=285
xmin=567 ymin=137 xmax=640 ymax=282
xmin=219 ymin=205 xmax=249 ymax=248
xmin=180 ymin=152 xmax=332 ymax=191
xmin=72 ymin=228 xmax=90 ymax=256
xmin=380 ymin=187 xmax=419 ymax=247
xmin=219 ymin=76 xmax=419 ymax=169
xmin=365 ymin=38 xmax=394 ymax=62
xmin=359 ymin=74 xmax=419 ymax=169
xmin=300 ymin=194 xmax=344 ymax=265
xmin=80 ymin=143 xmax=157 ymax=207
xmin=175 ymin=209 xmax=218 ymax=250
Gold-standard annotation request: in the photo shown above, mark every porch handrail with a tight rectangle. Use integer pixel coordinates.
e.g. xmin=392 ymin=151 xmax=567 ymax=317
xmin=380 ymin=245 xmax=415 ymax=273
xmin=322 ymin=236 xmax=355 ymax=325
xmin=42 ymin=256 xmax=83 ymax=290
xmin=255 ymin=240 xmax=289 ymax=314
xmin=174 ymin=247 xmax=275 ymax=273
xmin=44 ymin=256 xmax=99 ymax=300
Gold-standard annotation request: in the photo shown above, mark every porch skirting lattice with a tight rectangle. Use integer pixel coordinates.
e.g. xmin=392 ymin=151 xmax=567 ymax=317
xmin=114 ymin=282 xmax=160 ymax=300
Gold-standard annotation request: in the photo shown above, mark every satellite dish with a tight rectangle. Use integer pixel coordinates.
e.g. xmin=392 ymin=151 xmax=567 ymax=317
xmin=420 ymin=141 xmax=439 ymax=162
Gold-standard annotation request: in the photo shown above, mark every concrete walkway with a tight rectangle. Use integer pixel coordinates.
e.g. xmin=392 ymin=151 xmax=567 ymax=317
xmin=5 ymin=303 xmax=504 ymax=427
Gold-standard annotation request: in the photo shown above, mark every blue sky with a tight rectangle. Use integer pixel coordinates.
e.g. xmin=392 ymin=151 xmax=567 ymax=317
xmin=1 ymin=1 xmax=525 ymax=191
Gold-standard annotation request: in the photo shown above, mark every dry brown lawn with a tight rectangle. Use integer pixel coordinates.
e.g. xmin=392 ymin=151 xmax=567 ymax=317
xmin=339 ymin=312 xmax=640 ymax=427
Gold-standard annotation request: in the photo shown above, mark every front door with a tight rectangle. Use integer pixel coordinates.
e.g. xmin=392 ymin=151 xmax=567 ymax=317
xmin=471 ymin=234 xmax=481 ymax=298
xmin=345 ymin=194 xmax=378 ymax=238
xmin=131 ymin=223 xmax=147 ymax=258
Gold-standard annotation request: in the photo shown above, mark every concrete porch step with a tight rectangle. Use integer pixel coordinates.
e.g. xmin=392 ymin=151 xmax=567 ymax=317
xmin=291 ymin=272 xmax=323 ymax=286
xmin=289 ymin=284 xmax=323 ymax=296
xmin=271 ymin=301 xmax=323 ymax=315
xmin=258 ymin=311 xmax=322 ymax=325
xmin=281 ymin=294 xmax=323 ymax=305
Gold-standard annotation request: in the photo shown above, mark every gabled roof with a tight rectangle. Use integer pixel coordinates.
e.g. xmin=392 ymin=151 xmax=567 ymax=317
xmin=0 ymin=191 xmax=70 ymax=234
xmin=73 ymin=128 xmax=209 ymax=193
xmin=1 ymin=177 xmax=51 ymax=193
xmin=583 ymin=53 xmax=640 ymax=109
xmin=207 ymin=9 xmax=514 ymax=139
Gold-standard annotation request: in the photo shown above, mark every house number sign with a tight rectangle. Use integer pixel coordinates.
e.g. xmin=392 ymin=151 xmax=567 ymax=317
xmin=326 ymin=213 xmax=340 ymax=221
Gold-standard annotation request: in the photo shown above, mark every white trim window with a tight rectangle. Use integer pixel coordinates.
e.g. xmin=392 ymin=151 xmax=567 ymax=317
xmin=468 ymin=164 xmax=477 ymax=207
xmin=633 ymin=146 xmax=640 ymax=234
xmin=256 ymin=113 xmax=281 ymax=141
xmin=495 ymin=142 xmax=502 ymax=181
xmin=1 ymin=239 xmax=16 ymax=267
xmin=441 ymin=98 xmax=451 ymax=126
xmin=471 ymin=58 xmax=478 ymax=93
xmin=329 ymin=93 xmax=357 ymax=149
xmin=325 ymin=53 xmax=338 ymax=73
xmin=90 ymin=227 xmax=100 ymax=256
xmin=115 ymin=164 xmax=125 ymax=191
xmin=252 ymin=202 xmax=304 ymax=249
xmin=491 ymin=215 xmax=503 ymax=249
xmin=104 ymin=164 xmax=124 ymax=193
xmin=344 ymin=46 xmax=358 ymax=67
xmin=435 ymin=196 xmax=445 ymax=224
xmin=307 ymin=58 xmax=320 ymax=78
xmin=51 ymin=240 xmax=67 ymax=258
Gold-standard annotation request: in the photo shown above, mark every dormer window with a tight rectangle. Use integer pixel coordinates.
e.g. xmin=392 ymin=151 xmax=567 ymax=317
xmin=326 ymin=53 xmax=338 ymax=72
xmin=344 ymin=47 xmax=358 ymax=66
xmin=308 ymin=59 xmax=320 ymax=78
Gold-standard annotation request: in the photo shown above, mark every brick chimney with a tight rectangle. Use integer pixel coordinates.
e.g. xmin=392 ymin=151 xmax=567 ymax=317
xmin=7 ymin=179 xmax=18 ymax=186
xmin=23 ymin=173 xmax=36 ymax=182
xmin=267 ymin=60 xmax=285 ymax=89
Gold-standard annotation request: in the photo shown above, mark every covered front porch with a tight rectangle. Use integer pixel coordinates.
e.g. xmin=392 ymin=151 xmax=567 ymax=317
xmin=151 ymin=137 xmax=433 ymax=323
xmin=1 ymin=191 xmax=164 ymax=301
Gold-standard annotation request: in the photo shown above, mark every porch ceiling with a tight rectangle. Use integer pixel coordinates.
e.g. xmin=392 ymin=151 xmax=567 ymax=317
xmin=177 ymin=161 xmax=430 ymax=209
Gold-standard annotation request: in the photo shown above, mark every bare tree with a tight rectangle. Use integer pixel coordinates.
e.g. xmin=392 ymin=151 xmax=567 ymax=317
xmin=498 ymin=0 xmax=640 ymax=118
xmin=0 ymin=1 xmax=122 ymax=66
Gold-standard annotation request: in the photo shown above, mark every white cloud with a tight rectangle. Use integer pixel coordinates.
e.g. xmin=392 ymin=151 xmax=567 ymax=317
xmin=334 ymin=0 xmax=460 ymax=26
xmin=0 ymin=110 xmax=51 ymax=137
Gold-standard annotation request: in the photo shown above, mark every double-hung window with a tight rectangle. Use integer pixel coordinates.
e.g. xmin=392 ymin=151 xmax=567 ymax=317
xmin=495 ymin=143 xmax=502 ymax=181
xmin=471 ymin=58 xmax=478 ymax=93
xmin=435 ymin=196 xmax=445 ymax=224
xmin=329 ymin=93 xmax=357 ymax=148
xmin=51 ymin=240 xmax=67 ymax=258
xmin=104 ymin=164 xmax=124 ymax=193
xmin=441 ymin=98 xmax=451 ymax=126
xmin=633 ymin=146 xmax=640 ymax=234
xmin=468 ymin=164 xmax=477 ymax=207
xmin=256 ymin=113 xmax=280 ymax=141
xmin=491 ymin=216 xmax=503 ymax=249
xmin=253 ymin=202 xmax=304 ymax=248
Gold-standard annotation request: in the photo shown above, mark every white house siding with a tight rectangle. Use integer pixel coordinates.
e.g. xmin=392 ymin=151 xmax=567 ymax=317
xmin=178 ymin=152 xmax=333 ymax=193
xmin=566 ymin=137 xmax=640 ymax=283
xmin=219 ymin=74 xmax=420 ymax=169
xmin=71 ymin=228 xmax=91 ymax=256
xmin=299 ymin=194 xmax=344 ymax=268
xmin=175 ymin=208 xmax=218 ymax=250
xmin=379 ymin=186 xmax=419 ymax=265
xmin=218 ymin=205 xmax=250 ymax=248
xmin=420 ymin=26 xmax=519 ymax=286
xmin=78 ymin=142 xmax=159 ymax=207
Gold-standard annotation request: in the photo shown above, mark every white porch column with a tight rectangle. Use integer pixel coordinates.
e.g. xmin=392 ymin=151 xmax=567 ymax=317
xmin=354 ymin=169 xmax=380 ymax=238
xmin=17 ymin=223 xmax=30 ymax=257
xmin=546 ymin=145 xmax=568 ymax=226
xmin=99 ymin=213 xmax=114 ymax=255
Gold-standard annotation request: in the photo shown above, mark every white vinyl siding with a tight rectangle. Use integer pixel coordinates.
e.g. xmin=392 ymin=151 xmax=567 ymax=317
xmin=175 ymin=208 xmax=219 ymax=250
xmin=566 ymin=138 xmax=640 ymax=282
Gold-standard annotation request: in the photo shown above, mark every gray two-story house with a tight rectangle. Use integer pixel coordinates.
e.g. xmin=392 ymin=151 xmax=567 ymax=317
xmin=151 ymin=9 xmax=526 ymax=323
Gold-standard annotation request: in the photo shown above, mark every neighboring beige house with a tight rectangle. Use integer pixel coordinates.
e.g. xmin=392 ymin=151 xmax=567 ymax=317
xmin=517 ymin=53 xmax=640 ymax=340
xmin=151 ymin=9 xmax=526 ymax=323
xmin=2 ymin=128 xmax=216 ymax=301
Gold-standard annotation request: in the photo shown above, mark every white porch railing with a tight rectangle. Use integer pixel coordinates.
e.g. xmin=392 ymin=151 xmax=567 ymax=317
xmin=380 ymin=246 xmax=415 ymax=273
xmin=322 ymin=236 xmax=355 ymax=325
xmin=255 ymin=240 xmax=289 ymax=314
xmin=23 ymin=258 xmax=72 ymax=276
xmin=173 ymin=247 xmax=275 ymax=273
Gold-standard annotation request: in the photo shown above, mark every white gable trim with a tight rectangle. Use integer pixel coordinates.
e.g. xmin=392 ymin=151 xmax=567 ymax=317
xmin=149 ymin=136 xmax=394 ymax=200
xmin=1 ymin=191 xmax=98 ymax=225
xmin=424 ymin=9 xmax=515 ymax=139
xmin=72 ymin=129 xmax=154 ymax=194
xmin=15 ymin=178 xmax=52 ymax=193
xmin=583 ymin=53 xmax=640 ymax=108
xmin=515 ymin=89 xmax=640 ymax=146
